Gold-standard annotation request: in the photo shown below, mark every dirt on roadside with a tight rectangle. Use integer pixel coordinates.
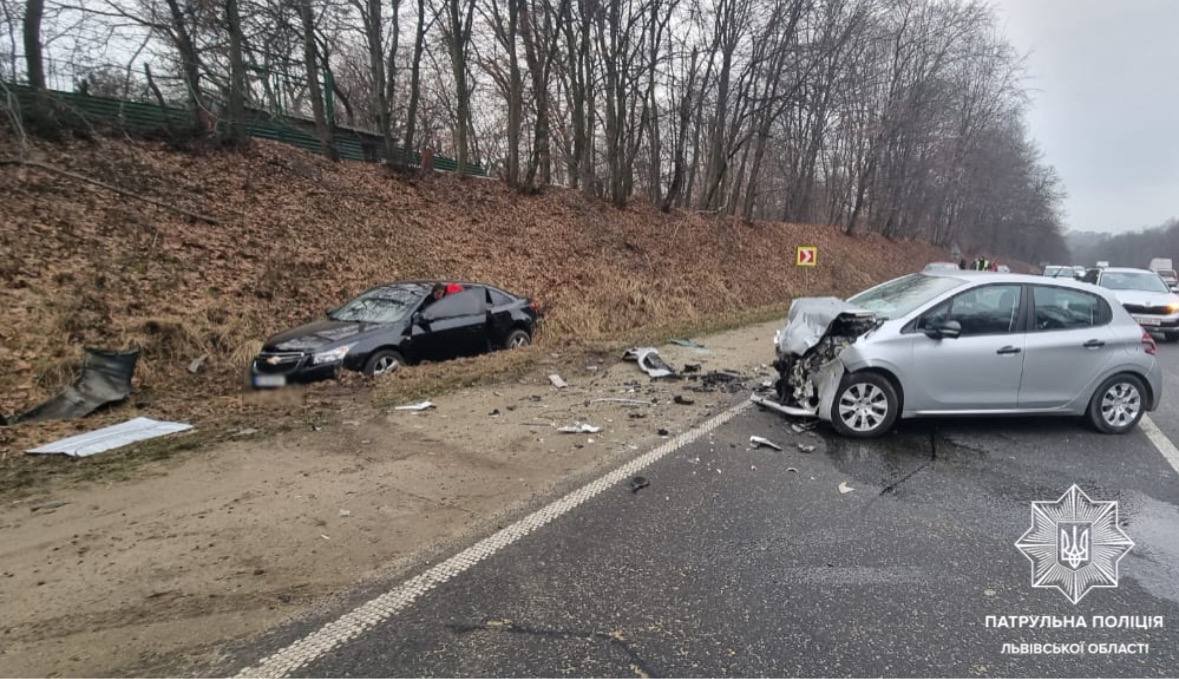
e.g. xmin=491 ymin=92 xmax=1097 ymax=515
xmin=0 ymin=318 xmax=792 ymax=677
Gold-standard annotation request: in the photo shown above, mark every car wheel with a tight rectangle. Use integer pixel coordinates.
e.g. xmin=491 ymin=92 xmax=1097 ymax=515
xmin=363 ymin=349 xmax=404 ymax=376
xmin=831 ymin=372 xmax=899 ymax=439
xmin=504 ymin=329 xmax=531 ymax=350
xmin=1088 ymin=373 xmax=1146 ymax=434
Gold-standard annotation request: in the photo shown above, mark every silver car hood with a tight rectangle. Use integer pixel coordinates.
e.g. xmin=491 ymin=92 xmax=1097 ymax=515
xmin=1107 ymin=289 xmax=1179 ymax=307
xmin=775 ymin=297 xmax=876 ymax=356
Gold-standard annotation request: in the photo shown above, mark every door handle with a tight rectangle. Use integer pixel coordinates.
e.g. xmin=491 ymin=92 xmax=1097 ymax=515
xmin=996 ymin=345 xmax=1021 ymax=355
xmin=1083 ymin=339 xmax=1105 ymax=349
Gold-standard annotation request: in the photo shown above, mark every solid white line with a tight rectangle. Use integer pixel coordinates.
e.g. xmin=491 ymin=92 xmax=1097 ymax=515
xmin=237 ymin=399 xmax=752 ymax=678
xmin=1139 ymin=415 xmax=1179 ymax=477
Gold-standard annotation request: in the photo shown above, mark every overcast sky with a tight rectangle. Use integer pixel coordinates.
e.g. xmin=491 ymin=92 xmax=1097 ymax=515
xmin=991 ymin=0 xmax=1179 ymax=234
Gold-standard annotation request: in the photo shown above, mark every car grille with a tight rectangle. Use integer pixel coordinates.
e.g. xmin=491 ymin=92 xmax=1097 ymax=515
xmin=1122 ymin=304 xmax=1170 ymax=315
xmin=253 ymin=351 xmax=307 ymax=374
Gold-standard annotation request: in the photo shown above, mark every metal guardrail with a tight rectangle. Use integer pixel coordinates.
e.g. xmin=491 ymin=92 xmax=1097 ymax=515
xmin=1 ymin=82 xmax=487 ymax=176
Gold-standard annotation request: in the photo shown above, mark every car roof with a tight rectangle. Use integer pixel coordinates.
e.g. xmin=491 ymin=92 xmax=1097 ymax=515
xmin=920 ymin=270 xmax=1104 ymax=292
xmin=1101 ymin=267 xmax=1156 ymax=274
xmin=364 ymin=280 xmax=520 ymax=296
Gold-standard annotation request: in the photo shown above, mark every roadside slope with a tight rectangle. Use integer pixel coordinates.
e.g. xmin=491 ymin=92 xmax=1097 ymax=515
xmin=0 ymin=135 xmax=945 ymax=429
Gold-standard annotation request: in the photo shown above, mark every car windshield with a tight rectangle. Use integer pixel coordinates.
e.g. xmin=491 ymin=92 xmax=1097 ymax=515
xmin=847 ymin=273 xmax=966 ymax=320
xmin=329 ymin=285 xmax=426 ymax=323
xmin=1099 ymin=272 xmax=1170 ymax=293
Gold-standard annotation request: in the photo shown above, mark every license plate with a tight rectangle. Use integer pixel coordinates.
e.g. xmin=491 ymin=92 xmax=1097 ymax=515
xmin=1134 ymin=316 xmax=1162 ymax=326
xmin=253 ymin=374 xmax=286 ymax=388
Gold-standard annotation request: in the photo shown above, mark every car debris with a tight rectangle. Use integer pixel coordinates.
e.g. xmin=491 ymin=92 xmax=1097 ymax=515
xmin=187 ymin=354 xmax=208 ymax=374
xmin=749 ymin=435 xmax=783 ymax=451
xmin=838 ymin=481 xmax=855 ymax=494
xmin=558 ymin=422 xmax=602 ymax=434
xmin=657 ymin=428 xmax=670 ymax=436
xmin=797 ymin=443 xmax=816 ymax=453
xmin=548 ymin=374 xmax=569 ymax=389
xmin=629 ymin=476 xmax=650 ymax=493
xmin=669 ymin=338 xmax=705 ymax=348
xmin=394 ymin=400 xmax=435 ymax=411
xmin=791 ymin=421 xmax=818 ymax=433
xmin=622 ymin=347 xmax=676 ymax=378
xmin=588 ymin=398 xmax=650 ymax=406
xmin=786 ymin=467 xmax=799 ymax=473
xmin=4 ymin=348 xmax=139 ymax=425
xmin=673 ymin=394 xmax=695 ymax=405
xmin=489 ymin=408 xmax=501 ymax=416
xmin=26 ymin=417 xmax=193 ymax=458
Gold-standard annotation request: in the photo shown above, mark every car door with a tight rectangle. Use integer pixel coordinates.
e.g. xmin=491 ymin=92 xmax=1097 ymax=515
xmin=484 ymin=287 xmax=517 ymax=346
xmin=904 ymin=283 xmax=1027 ymax=412
xmin=1018 ymin=285 xmax=1116 ymax=409
xmin=412 ymin=288 xmax=488 ymax=361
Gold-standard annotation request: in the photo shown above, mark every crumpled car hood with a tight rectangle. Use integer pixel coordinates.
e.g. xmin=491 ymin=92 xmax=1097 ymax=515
xmin=775 ymin=297 xmax=876 ymax=357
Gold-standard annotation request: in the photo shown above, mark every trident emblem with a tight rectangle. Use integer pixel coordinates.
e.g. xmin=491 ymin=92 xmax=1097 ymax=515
xmin=1058 ymin=522 xmax=1091 ymax=570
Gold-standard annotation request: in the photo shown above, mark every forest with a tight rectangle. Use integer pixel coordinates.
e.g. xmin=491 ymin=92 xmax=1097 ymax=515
xmin=2 ymin=0 xmax=1069 ymax=262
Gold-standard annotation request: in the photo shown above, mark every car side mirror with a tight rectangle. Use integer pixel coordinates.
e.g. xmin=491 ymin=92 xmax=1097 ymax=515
xmin=924 ymin=319 xmax=961 ymax=340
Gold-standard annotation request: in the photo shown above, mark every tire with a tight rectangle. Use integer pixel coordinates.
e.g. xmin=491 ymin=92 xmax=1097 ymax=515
xmin=1087 ymin=373 xmax=1147 ymax=434
xmin=362 ymin=349 xmax=404 ymax=376
xmin=503 ymin=328 xmax=531 ymax=350
xmin=830 ymin=372 xmax=900 ymax=439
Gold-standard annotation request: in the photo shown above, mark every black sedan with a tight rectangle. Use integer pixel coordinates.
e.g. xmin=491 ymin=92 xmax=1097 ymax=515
xmin=250 ymin=281 xmax=541 ymax=387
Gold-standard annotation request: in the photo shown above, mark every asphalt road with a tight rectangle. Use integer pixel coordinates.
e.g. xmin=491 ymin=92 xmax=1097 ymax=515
xmin=241 ymin=345 xmax=1179 ymax=677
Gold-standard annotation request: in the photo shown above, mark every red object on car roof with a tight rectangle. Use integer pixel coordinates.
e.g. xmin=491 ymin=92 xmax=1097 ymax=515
xmin=445 ymin=282 xmax=463 ymax=294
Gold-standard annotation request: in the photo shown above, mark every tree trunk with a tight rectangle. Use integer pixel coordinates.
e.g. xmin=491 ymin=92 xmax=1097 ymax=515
xmin=22 ymin=0 xmax=45 ymax=89
xmin=164 ymin=0 xmax=205 ymax=131
xmin=224 ymin=0 xmax=247 ymax=144
xmin=404 ymin=0 xmax=428 ymax=151
xmin=299 ymin=0 xmax=337 ymax=160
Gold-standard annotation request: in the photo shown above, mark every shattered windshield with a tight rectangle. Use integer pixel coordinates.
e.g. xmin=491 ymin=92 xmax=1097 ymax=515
xmin=848 ymin=273 xmax=966 ymax=320
xmin=329 ymin=285 xmax=426 ymax=323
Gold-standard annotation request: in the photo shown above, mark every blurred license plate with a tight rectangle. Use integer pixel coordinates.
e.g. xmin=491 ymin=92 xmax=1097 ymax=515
xmin=1134 ymin=316 xmax=1162 ymax=326
xmin=253 ymin=374 xmax=286 ymax=387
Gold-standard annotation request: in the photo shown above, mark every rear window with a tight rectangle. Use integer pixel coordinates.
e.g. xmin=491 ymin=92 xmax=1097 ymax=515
xmin=488 ymin=288 xmax=516 ymax=306
xmin=1032 ymin=286 xmax=1112 ymax=331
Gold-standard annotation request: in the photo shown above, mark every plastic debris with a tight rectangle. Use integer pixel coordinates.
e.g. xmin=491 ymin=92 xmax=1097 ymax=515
xmin=394 ymin=401 xmax=435 ymax=411
xmin=589 ymin=398 xmax=650 ymax=406
xmin=558 ymin=422 xmax=602 ymax=434
xmin=797 ymin=443 xmax=816 ymax=453
xmin=338 ymin=509 xmax=352 ymax=517
xmin=622 ymin=347 xmax=676 ymax=378
xmin=683 ymin=363 xmax=702 ymax=373
xmin=657 ymin=428 xmax=670 ymax=436
xmin=5 ymin=348 xmax=139 ymax=425
xmin=187 ymin=354 xmax=207 ymax=374
xmin=629 ymin=476 xmax=650 ymax=493
xmin=838 ymin=481 xmax=855 ymax=494
xmin=749 ymin=435 xmax=783 ymax=451
xmin=548 ymin=374 xmax=568 ymax=389
xmin=669 ymin=338 xmax=704 ymax=348
xmin=791 ymin=421 xmax=819 ymax=433
xmin=27 ymin=417 xmax=193 ymax=458
xmin=786 ymin=467 xmax=799 ymax=473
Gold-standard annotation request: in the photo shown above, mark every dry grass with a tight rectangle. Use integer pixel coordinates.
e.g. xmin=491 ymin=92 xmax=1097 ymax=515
xmin=0 ymin=132 xmax=948 ymax=456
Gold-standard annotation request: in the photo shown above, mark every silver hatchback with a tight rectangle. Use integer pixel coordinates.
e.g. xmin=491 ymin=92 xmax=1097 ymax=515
xmin=767 ymin=272 xmax=1163 ymax=438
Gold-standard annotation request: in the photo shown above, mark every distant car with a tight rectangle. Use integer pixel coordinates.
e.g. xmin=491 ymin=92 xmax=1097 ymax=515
xmin=996 ymin=264 xmax=1011 ymax=273
xmin=1155 ymin=269 xmax=1178 ymax=290
xmin=251 ymin=281 xmax=541 ymax=387
xmin=769 ymin=272 xmax=1161 ymax=438
xmin=923 ymin=261 xmax=961 ymax=272
xmin=1042 ymin=265 xmax=1075 ymax=278
xmin=1089 ymin=267 xmax=1179 ymax=341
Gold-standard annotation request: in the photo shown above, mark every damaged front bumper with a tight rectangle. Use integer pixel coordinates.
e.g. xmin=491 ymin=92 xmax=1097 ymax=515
xmin=760 ymin=297 xmax=877 ymax=421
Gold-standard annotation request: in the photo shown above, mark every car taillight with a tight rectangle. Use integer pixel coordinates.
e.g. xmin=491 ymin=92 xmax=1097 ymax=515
xmin=1142 ymin=329 xmax=1157 ymax=355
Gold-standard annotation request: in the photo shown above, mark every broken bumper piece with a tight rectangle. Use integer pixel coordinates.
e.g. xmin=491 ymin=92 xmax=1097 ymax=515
xmin=750 ymin=393 xmax=817 ymax=418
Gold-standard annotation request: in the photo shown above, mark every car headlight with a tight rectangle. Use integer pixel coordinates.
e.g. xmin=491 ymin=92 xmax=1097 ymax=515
xmin=1168 ymin=303 xmax=1179 ymax=314
xmin=312 ymin=344 xmax=354 ymax=365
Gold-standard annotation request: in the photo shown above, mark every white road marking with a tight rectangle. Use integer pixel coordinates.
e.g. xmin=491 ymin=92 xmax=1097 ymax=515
xmin=237 ymin=399 xmax=753 ymax=677
xmin=1139 ymin=415 xmax=1179 ymax=477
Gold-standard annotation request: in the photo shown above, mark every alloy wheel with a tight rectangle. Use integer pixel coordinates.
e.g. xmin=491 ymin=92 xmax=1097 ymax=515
xmin=837 ymin=382 xmax=889 ymax=433
xmin=1100 ymin=382 xmax=1141 ymax=428
xmin=372 ymin=355 xmax=400 ymax=375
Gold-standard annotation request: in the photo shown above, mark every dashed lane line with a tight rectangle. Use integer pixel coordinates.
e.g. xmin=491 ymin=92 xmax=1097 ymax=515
xmin=236 ymin=398 xmax=753 ymax=677
xmin=1139 ymin=415 xmax=1179 ymax=478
